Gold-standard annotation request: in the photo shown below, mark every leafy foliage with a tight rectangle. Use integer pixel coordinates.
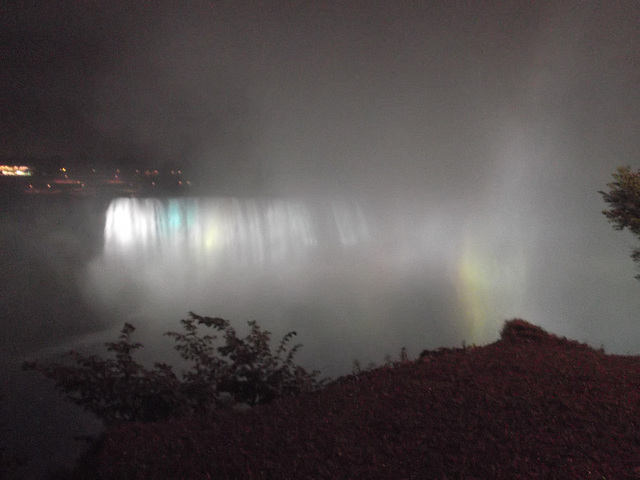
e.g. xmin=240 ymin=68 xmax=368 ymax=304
xmin=23 ymin=313 xmax=324 ymax=425
xmin=165 ymin=313 xmax=324 ymax=408
xmin=600 ymin=166 xmax=640 ymax=278
xmin=98 ymin=320 xmax=640 ymax=480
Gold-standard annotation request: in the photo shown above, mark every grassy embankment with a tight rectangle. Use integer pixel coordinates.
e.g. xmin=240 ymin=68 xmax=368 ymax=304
xmin=95 ymin=319 xmax=640 ymax=479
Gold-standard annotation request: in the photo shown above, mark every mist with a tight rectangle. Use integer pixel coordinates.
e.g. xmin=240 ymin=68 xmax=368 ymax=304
xmin=3 ymin=1 xmax=640 ymax=476
xmin=63 ymin=1 xmax=640 ymax=357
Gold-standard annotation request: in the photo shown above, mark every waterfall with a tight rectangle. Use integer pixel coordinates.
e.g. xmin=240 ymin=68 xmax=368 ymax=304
xmin=103 ymin=197 xmax=371 ymax=267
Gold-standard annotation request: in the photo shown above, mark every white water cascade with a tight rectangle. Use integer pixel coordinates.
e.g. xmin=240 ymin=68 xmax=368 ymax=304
xmin=84 ymin=196 xmax=474 ymax=374
xmin=103 ymin=197 xmax=371 ymax=266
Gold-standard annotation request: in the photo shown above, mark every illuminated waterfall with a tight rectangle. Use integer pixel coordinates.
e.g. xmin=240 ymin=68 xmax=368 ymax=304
xmin=91 ymin=195 xmax=532 ymax=369
xmin=103 ymin=197 xmax=371 ymax=267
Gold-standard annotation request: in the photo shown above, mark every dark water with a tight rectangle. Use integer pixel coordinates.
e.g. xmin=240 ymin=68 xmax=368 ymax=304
xmin=1 ymin=196 xmax=108 ymax=477
xmin=2 ymin=193 xmax=640 ymax=477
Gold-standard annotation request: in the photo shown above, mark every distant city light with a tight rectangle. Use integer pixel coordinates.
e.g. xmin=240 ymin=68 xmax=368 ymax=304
xmin=2 ymin=164 xmax=191 ymax=196
xmin=0 ymin=165 xmax=32 ymax=176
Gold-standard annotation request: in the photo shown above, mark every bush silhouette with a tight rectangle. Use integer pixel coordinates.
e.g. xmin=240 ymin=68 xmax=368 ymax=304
xmin=23 ymin=313 xmax=324 ymax=425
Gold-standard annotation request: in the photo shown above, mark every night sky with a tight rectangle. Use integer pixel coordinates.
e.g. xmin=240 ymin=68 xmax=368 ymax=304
xmin=3 ymin=1 xmax=638 ymax=195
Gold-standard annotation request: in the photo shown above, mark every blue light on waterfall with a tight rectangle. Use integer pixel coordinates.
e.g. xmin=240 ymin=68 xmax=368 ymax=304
xmin=103 ymin=198 xmax=375 ymax=267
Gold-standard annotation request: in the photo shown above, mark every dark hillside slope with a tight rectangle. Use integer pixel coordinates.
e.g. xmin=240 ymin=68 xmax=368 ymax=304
xmin=97 ymin=319 xmax=640 ymax=479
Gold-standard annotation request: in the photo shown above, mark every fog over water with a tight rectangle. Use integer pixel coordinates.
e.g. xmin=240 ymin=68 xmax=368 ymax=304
xmin=3 ymin=0 xmax=640 ymax=476
xmin=86 ymin=196 xmax=469 ymax=373
xmin=81 ymin=189 xmax=640 ymax=368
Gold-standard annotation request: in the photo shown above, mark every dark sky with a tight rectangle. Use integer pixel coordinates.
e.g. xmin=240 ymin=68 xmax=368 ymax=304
xmin=3 ymin=1 xmax=639 ymax=196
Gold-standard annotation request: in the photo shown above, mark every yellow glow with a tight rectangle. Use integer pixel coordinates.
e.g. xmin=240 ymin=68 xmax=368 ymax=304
xmin=204 ymin=224 xmax=222 ymax=250
xmin=456 ymin=235 xmax=528 ymax=345
xmin=0 ymin=165 xmax=32 ymax=176
xmin=456 ymin=245 xmax=492 ymax=344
